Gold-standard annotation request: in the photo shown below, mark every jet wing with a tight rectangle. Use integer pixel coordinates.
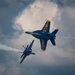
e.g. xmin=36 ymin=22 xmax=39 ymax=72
xmin=20 ymin=55 xmax=26 ymax=64
xmin=50 ymin=39 xmax=56 ymax=46
xmin=42 ymin=20 xmax=51 ymax=33
xmin=40 ymin=39 xmax=47 ymax=52
xmin=29 ymin=40 xmax=34 ymax=49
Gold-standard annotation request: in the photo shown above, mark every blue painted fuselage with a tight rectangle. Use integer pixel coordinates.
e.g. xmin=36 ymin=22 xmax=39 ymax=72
xmin=24 ymin=49 xmax=32 ymax=56
xmin=31 ymin=30 xmax=56 ymax=40
xmin=20 ymin=40 xmax=35 ymax=64
xmin=25 ymin=20 xmax=58 ymax=51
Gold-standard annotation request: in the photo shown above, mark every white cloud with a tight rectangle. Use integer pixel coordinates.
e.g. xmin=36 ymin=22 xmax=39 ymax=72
xmin=14 ymin=0 xmax=59 ymax=31
xmin=12 ymin=0 xmax=75 ymax=66
xmin=0 ymin=65 xmax=6 ymax=74
xmin=0 ymin=43 xmax=22 ymax=52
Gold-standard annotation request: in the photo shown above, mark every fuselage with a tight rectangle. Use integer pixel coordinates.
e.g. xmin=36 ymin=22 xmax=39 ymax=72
xmin=24 ymin=49 xmax=32 ymax=56
xmin=25 ymin=20 xmax=58 ymax=51
xmin=20 ymin=40 xmax=35 ymax=64
xmin=31 ymin=30 xmax=56 ymax=40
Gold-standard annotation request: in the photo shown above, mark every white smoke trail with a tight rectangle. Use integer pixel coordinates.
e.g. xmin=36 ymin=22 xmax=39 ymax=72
xmin=0 ymin=36 xmax=74 ymax=52
xmin=0 ymin=43 xmax=22 ymax=52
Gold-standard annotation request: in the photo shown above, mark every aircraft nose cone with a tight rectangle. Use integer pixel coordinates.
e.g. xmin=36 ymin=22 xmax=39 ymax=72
xmin=25 ymin=32 xmax=32 ymax=34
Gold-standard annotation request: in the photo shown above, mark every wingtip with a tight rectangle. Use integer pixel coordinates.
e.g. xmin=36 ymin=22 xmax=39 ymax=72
xmin=53 ymin=44 xmax=56 ymax=46
xmin=46 ymin=20 xmax=51 ymax=22
xmin=56 ymin=28 xmax=59 ymax=30
xmin=41 ymin=50 xmax=45 ymax=52
xmin=33 ymin=39 xmax=35 ymax=41
xmin=20 ymin=62 xmax=22 ymax=64
xmin=32 ymin=39 xmax=35 ymax=43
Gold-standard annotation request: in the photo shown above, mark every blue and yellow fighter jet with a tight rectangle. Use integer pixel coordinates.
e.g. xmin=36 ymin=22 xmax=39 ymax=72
xmin=25 ymin=20 xmax=59 ymax=52
xmin=20 ymin=40 xmax=35 ymax=64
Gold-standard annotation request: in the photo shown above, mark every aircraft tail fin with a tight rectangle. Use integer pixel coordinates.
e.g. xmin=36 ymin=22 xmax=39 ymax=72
xmin=51 ymin=29 xmax=59 ymax=35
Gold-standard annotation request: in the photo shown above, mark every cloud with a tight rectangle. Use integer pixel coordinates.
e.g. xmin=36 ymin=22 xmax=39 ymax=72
xmin=0 ymin=43 xmax=22 ymax=52
xmin=14 ymin=0 xmax=75 ymax=66
xmin=14 ymin=0 xmax=58 ymax=31
xmin=0 ymin=0 xmax=35 ymax=40
xmin=0 ymin=50 xmax=21 ymax=75
xmin=15 ymin=1 xmax=75 ymax=64
xmin=51 ymin=0 xmax=75 ymax=7
xmin=0 ymin=0 xmax=75 ymax=75
xmin=0 ymin=65 xmax=6 ymax=75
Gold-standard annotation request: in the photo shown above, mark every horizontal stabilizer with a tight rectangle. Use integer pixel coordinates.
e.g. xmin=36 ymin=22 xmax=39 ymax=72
xmin=50 ymin=39 xmax=56 ymax=46
xmin=51 ymin=29 xmax=58 ymax=35
xmin=31 ymin=52 xmax=35 ymax=55
xmin=22 ymin=45 xmax=25 ymax=49
xmin=19 ymin=52 xmax=23 ymax=53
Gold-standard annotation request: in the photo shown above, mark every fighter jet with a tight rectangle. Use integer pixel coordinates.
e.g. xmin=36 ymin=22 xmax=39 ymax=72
xmin=20 ymin=40 xmax=35 ymax=64
xmin=25 ymin=20 xmax=59 ymax=52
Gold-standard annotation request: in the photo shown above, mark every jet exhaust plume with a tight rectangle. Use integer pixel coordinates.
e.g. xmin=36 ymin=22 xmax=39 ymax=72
xmin=0 ymin=43 xmax=22 ymax=52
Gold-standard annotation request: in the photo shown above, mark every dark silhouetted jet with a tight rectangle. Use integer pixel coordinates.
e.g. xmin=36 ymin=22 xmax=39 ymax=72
xmin=25 ymin=20 xmax=59 ymax=52
xmin=20 ymin=40 xmax=35 ymax=64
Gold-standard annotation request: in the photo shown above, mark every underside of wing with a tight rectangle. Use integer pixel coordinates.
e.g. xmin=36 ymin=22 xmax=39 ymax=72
xmin=42 ymin=20 xmax=51 ymax=33
xmin=40 ymin=39 xmax=47 ymax=52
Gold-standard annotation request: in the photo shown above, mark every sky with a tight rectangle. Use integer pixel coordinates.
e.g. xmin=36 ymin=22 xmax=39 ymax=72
xmin=0 ymin=0 xmax=75 ymax=75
